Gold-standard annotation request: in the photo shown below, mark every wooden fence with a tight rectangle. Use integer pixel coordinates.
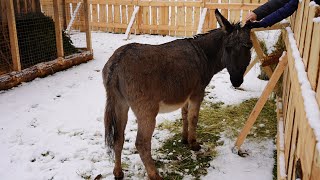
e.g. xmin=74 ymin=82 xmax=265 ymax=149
xmin=41 ymin=0 xmax=269 ymax=37
xmin=278 ymin=0 xmax=320 ymax=180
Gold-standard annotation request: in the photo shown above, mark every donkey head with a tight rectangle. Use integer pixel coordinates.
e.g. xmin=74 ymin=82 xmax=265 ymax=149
xmin=215 ymin=9 xmax=253 ymax=87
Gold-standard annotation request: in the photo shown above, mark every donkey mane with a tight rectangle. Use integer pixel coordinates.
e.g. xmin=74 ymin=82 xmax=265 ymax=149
xmin=192 ymin=22 xmax=242 ymax=39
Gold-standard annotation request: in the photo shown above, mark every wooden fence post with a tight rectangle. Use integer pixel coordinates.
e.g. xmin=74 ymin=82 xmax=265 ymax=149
xmin=7 ymin=0 xmax=21 ymax=71
xmin=53 ymin=0 xmax=64 ymax=57
xmin=83 ymin=0 xmax=92 ymax=52
xmin=234 ymin=53 xmax=288 ymax=149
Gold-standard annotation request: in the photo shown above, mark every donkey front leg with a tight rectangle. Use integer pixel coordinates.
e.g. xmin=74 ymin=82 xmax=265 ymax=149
xmin=135 ymin=114 xmax=162 ymax=180
xmin=187 ymin=98 xmax=202 ymax=151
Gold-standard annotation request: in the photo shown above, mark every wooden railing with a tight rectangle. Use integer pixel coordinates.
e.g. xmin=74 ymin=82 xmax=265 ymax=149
xmin=278 ymin=1 xmax=320 ymax=180
xmin=40 ymin=0 xmax=269 ymax=37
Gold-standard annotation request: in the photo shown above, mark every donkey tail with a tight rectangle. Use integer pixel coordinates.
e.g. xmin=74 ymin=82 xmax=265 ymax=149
xmin=104 ymin=91 xmax=118 ymax=154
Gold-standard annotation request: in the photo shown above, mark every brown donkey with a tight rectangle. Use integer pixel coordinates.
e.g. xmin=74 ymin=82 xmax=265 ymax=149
xmin=102 ymin=9 xmax=253 ymax=180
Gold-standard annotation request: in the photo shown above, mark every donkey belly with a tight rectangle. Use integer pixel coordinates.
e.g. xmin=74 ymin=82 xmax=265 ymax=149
xmin=158 ymin=100 xmax=188 ymax=113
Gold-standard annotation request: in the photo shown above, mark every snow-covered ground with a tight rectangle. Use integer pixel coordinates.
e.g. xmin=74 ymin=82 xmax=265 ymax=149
xmin=0 ymin=31 xmax=278 ymax=180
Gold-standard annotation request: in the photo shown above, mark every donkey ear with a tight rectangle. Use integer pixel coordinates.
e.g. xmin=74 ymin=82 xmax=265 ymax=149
xmin=215 ymin=9 xmax=233 ymax=33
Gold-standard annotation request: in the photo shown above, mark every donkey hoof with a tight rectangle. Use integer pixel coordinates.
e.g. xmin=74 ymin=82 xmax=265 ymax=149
xmin=182 ymin=138 xmax=188 ymax=144
xmin=190 ymin=142 xmax=201 ymax=151
xmin=113 ymin=170 xmax=124 ymax=180
xmin=150 ymin=174 xmax=163 ymax=180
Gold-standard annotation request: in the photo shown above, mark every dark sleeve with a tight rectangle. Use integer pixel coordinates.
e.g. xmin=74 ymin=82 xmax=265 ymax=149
xmin=259 ymin=0 xmax=299 ymax=27
xmin=313 ymin=0 xmax=320 ymax=5
xmin=253 ymin=0 xmax=290 ymax=20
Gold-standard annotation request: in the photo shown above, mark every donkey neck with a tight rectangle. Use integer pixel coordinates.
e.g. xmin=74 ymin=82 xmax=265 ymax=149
xmin=190 ymin=29 xmax=226 ymax=75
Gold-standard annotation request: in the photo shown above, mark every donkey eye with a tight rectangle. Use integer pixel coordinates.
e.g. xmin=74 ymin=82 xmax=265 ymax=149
xmin=242 ymin=42 xmax=253 ymax=48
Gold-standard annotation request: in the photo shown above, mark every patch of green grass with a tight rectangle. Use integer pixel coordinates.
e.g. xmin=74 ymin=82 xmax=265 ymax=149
xmin=156 ymin=98 xmax=277 ymax=179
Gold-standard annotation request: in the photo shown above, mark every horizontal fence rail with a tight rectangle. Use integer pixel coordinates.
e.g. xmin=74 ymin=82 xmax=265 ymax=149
xmin=41 ymin=0 xmax=269 ymax=37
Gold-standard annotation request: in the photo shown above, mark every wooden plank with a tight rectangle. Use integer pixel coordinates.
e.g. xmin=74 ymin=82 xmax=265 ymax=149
xmin=298 ymin=0 xmax=310 ymax=55
xmin=83 ymin=0 xmax=92 ymax=52
xmin=293 ymin=0 xmax=305 ymax=47
xmin=208 ymin=5 xmax=217 ymax=30
xmin=91 ymin=3 xmax=98 ymax=31
xmin=6 ymin=0 xmax=21 ymax=71
xmin=234 ymin=53 xmax=288 ymax=148
xmin=169 ymin=1 xmax=176 ymax=36
xmin=307 ymin=22 xmax=320 ymax=90
xmin=284 ymin=90 xmax=294 ymax=169
xmin=99 ymin=4 xmax=107 ymax=31
xmin=251 ymin=32 xmax=273 ymax=78
xmin=287 ymin=108 xmax=298 ymax=180
xmin=242 ymin=0 xmax=251 ymax=24
xmin=302 ymin=6 xmax=316 ymax=69
xmin=197 ymin=8 xmax=207 ymax=34
xmin=176 ymin=5 xmax=185 ymax=36
xmin=113 ymin=4 xmax=121 ymax=33
xmin=193 ymin=6 xmax=201 ymax=34
xmin=127 ymin=5 xmax=135 ymax=34
xmin=53 ymin=0 xmax=64 ymax=57
xmin=124 ymin=6 xmax=139 ymax=40
xmin=151 ymin=6 xmax=157 ymax=35
xmin=142 ymin=5 xmax=149 ymax=34
xmin=205 ymin=3 xmax=261 ymax=11
xmin=107 ymin=4 xmax=113 ymax=32
xmin=229 ymin=0 xmax=241 ymax=22
xmin=185 ymin=4 xmax=193 ymax=36
xmin=122 ymin=4 xmax=127 ymax=25
xmin=311 ymin=149 xmax=320 ymax=180
xmin=220 ymin=0 xmax=228 ymax=22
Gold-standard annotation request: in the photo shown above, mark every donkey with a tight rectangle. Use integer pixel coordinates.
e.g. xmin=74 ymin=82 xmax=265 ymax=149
xmin=102 ymin=9 xmax=253 ymax=180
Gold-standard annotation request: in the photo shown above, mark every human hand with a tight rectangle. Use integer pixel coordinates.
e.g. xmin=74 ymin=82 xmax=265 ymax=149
xmin=245 ymin=12 xmax=257 ymax=22
xmin=244 ymin=22 xmax=262 ymax=29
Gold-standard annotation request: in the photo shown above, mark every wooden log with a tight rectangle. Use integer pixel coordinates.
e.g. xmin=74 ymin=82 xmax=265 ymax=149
xmin=0 ymin=51 xmax=93 ymax=90
xmin=234 ymin=53 xmax=288 ymax=149
xmin=7 ymin=0 xmax=21 ymax=71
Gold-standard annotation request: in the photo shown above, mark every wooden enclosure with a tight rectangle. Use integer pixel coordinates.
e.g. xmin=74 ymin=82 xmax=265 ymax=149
xmin=277 ymin=1 xmax=320 ymax=180
xmin=0 ymin=0 xmax=93 ymax=90
xmin=53 ymin=0 xmax=268 ymax=37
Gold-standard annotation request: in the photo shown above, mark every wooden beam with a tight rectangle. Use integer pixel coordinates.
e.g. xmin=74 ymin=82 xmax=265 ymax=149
xmin=196 ymin=8 xmax=207 ymax=34
xmin=7 ymin=0 xmax=21 ymax=71
xmin=83 ymin=0 xmax=92 ymax=52
xmin=53 ymin=0 xmax=64 ymax=57
xmin=124 ymin=6 xmax=140 ymax=40
xmin=251 ymin=31 xmax=273 ymax=78
xmin=244 ymin=57 xmax=259 ymax=76
xmin=234 ymin=53 xmax=288 ymax=149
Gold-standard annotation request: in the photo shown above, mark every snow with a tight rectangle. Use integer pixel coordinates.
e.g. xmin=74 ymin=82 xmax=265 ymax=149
xmin=286 ymin=27 xmax=320 ymax=151
xmin=313 ymin=17 xmax=320 ymax=23
xmin=202 ymin=135 xmax=275 ymax=180
xmin=0 ymin=31 xmax=277 ymax=179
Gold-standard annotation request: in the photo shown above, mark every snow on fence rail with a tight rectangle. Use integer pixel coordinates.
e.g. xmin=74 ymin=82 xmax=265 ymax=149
xmin=56 ymin=0 xmax=268 ymax=37
xmin=279 ymin=1 xmax=320 ymax=180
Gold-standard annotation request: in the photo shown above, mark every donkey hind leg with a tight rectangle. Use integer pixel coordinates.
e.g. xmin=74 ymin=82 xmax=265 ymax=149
xmin=113 ymin=102 xmax=129 ymax=179
xmin=135 ymin=112 xmax=162 ymax=180
xmin=181 ymin=103 xmax=189 ymax=144
xmin=187 ymin=98 xmax=202 ymax=151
